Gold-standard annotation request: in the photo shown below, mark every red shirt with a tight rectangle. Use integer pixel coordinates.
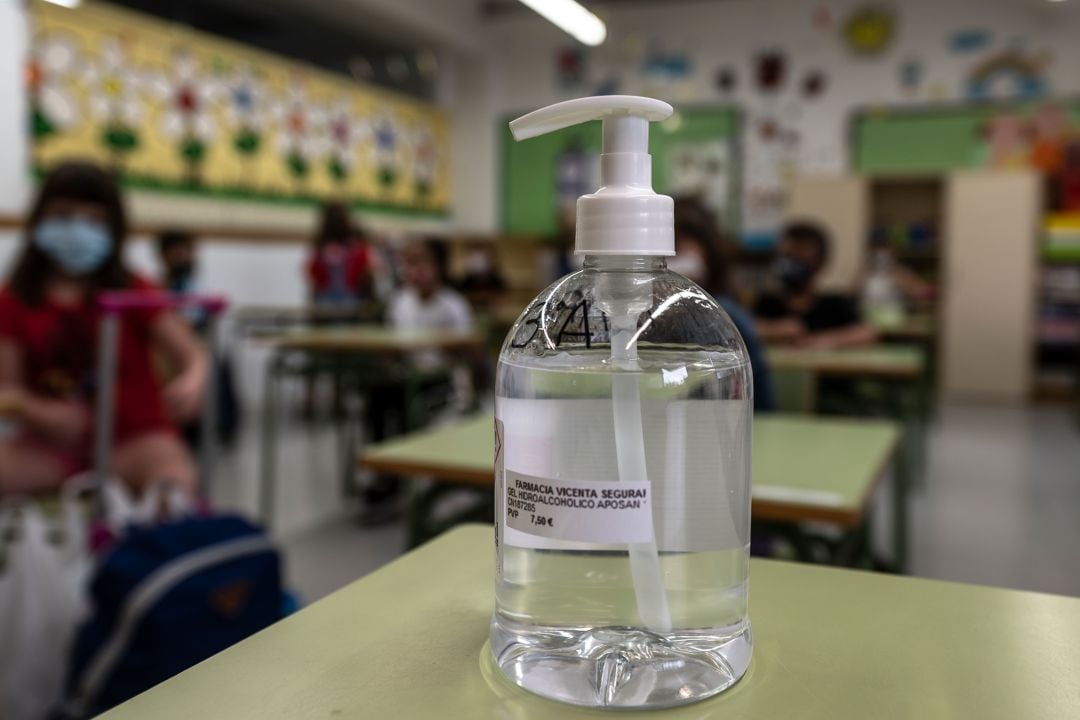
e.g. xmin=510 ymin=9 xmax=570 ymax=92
xmin=0 ymin=276 xmax=174 ymax=446
xmin=306 ymin=242 xmax=371 ymax=298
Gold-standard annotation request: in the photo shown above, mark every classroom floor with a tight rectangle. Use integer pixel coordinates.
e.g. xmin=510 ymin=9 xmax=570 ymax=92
xmin=216 ymin=350 xmax=1080 ymax=604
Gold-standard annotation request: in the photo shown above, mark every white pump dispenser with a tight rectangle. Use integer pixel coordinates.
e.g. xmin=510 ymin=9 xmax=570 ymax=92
xmin=510 ymin=95 xmax=675 ymax=256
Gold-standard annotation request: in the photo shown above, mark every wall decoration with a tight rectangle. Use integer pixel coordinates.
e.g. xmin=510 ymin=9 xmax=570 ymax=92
xmin=1029 ymin=101 xmax=1069 ymax=173
xmin=948 ymin=29 xmax=991 ymax=54
xmin=758 ymin=117 xmax=780 ymax=142
xmin=842 ymin=6 xmax=896 ymax=57
xmin=557 ymin=47 xmax=584 ymax=91
xmin=642 ymin=47 xmax=692 ymax=84
xmin=927 ymin=81 xmax=949 ymax=101
xmin=802 ymin=70 xmax=827 ymax=99
xmin=898 ymin=58 xmax=924 ymax=94
xmin=812 ymin=4 xmax=833 ymax=33
xmin=594 ymin=75 xmax=621 ymax=96
xmin=755 ymin=51 xmax=787 ymax=93
xmin=979 ymin=113 xmax=1031 ymax=168
xmin=966 ymin=50 xmax=1048 ymax=101
xmin=714 ymin=67 xmax=737 ymax=95
xmin=27 ymin=34 xmax=78 ymax=141
xmin=664 ymin=140 xmax=731 ymax=218
xmin=29 ymin=0 xmax=450 ymax=214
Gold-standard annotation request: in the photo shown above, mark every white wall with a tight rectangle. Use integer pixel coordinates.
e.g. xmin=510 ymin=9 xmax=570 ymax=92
xmin=0 ymin=0 xmax=29 ymax=273
xmin=487 ymin=0 xmax=1080 ymax=235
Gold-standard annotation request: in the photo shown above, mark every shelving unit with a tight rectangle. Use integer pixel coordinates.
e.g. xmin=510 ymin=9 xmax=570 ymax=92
xmin=1034 ymin=214 xmax=1080 ymax=402
xmin=868 ymin=176 xmax=944 ymax=291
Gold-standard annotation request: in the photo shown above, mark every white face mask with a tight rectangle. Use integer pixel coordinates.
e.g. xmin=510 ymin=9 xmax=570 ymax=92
xmin=668 ymin=254 xmax=707 ymax=285
xmin=466 ymin=250 xmax=492 ymax=274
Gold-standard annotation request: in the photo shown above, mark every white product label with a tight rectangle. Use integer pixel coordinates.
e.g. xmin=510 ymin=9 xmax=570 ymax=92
xmin=494 ymin=419 xmax=504 ymax=575
xmin=505 ymin=471 xmax=653 ymax=544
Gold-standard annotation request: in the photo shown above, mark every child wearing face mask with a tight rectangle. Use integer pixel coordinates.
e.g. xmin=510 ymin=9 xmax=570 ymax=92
xmin=754 ymin=222 xmax=878 ymax=349
xmin=671 ymin=197 xmax=775 ymax=411
xmin=0 ymin=162 xmax=209 ymax=497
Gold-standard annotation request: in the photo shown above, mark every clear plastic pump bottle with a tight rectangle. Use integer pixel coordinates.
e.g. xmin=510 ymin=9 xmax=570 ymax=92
xmin=491 ymin=96 xmax=753 ymax=709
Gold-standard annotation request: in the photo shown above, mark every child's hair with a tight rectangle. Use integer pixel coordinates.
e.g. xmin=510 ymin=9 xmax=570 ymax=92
xmin=157 ymin=228 xmax=195 ymax=258
xmin=672 ymin=196 xmax=730 ymax=296
xmin=313 ymin=202 xmax=355 ymax=248
xmin=782 ymin=221 xmax=831 ymax=269
xmin=8 ymin=160 xmax=130 ymax=305
xmin=420 ymin=237 xmax=450 ymax=284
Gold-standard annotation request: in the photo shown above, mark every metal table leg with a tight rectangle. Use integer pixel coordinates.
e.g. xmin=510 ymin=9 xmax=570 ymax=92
xmin=892 ymin=434 xmax=910 ymax=573
xmin=259 ymin=350 xmax=284 ymax=529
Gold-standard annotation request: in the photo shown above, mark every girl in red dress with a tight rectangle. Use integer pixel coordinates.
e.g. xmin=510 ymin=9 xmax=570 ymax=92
xmin=0 ymin=162 xmax=208 ymax=496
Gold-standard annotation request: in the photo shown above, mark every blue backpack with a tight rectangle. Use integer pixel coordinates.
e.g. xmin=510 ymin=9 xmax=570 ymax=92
xmin=63 ymin=515 xmax=281 ymax=718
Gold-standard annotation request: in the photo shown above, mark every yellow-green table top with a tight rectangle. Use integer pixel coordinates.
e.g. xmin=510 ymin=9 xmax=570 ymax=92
xmin=362 ymin=413 xmax=901 ymax=526
xmin=101 ymin=525 xmax=1080 ymax=720
xmin=766 ymin=345 xmax=925 ymax=379
xmin=258 ymin=326 xmax=485 ymax=353
xmin=878 ymin=313 xmax=936 ymax=341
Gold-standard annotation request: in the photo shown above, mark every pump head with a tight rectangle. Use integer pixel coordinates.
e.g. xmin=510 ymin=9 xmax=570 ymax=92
xmin=510 ymin=96 xmax=675 ymax=257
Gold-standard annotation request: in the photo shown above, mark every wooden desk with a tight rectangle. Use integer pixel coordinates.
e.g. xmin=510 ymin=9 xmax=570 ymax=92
xmin=361 ymin=412 xmax=902 ymax=530
xmin=100 ymin=525 xmax=1080 ymax=720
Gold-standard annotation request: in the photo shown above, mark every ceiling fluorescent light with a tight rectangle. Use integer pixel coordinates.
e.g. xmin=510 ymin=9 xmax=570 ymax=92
xmin=518 ymin=0 xmax=607 ymax=46
xmin=41 ymin=0 xmax=82 ymax=7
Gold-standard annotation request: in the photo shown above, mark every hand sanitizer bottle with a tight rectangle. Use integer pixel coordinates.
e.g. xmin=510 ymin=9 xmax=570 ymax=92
xmin=491 ymin=96 xmax=753 ymax=709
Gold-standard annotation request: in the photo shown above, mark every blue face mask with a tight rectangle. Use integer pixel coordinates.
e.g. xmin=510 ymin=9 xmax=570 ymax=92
xmin=33 ymin=218 xmax=113 ymax=275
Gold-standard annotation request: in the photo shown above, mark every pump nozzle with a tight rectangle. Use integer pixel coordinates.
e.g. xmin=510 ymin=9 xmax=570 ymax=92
xmin=510 ymin=95 xmax=675 ymax=257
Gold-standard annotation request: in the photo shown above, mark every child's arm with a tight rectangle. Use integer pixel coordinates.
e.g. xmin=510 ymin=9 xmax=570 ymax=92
xmin=151 ymin=312 xmax=209 ymax=422
xmin=798 ymin=322 xmax=879 ymax=350
xmin=755 ymin=317 xmax=807 ymax=343
xmin=0 ymin=338 xmax=89 ymax=445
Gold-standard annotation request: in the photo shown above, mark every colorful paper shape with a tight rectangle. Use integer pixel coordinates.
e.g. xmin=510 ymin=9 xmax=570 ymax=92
xmin=802 ymin=69 xmax=827 ymax=99
xmin=898 ymin=58 xmax=924 ymax=92
xmin=558 ymin=47 xmax=584 ymax=90
xmin=843 ymin=6 xmax=896 ymax=56
xmin=755 ymin=51 xmax=787 ymax=93
xmin=967 ymin=50 xmax=1048 ymax=100
xmin=714 ymin=66 xmax=737 ymax=94
xmin=949 ymin=28 xmax=991 ymax=54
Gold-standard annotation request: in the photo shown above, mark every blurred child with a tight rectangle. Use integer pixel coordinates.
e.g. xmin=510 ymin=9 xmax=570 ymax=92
xmin=158 ymin=229 xmax=198 ymax=295
xmin=389 ymin=239 xmax=474 ymax=360
xmin=671 ymin=197 xmax=776 ymax=411
xmin=755 ymin=222 xmax=877 ymax=349
xmin=0 ymin=162 xmax=208 ymax=496
xmin=306 ymin=202 xmax=371 ymax=305
xmin=155 ymin=229 xmax=240 ymax=446
xmin=157 ymin=228 xmax=209 ymax=329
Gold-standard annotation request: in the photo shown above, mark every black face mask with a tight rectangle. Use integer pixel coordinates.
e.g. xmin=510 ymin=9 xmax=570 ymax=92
xmin=167 ymin=262 xmax=196 ymax=290
xmin=774 ymin=255 xmax=814 ymax=293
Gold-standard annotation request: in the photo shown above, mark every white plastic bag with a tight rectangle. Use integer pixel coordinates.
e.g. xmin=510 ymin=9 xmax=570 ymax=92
xmin=64 ymin=472 xmax=194 ymax=535
xmin=0 ymin=498 xmax=90 ymax=720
